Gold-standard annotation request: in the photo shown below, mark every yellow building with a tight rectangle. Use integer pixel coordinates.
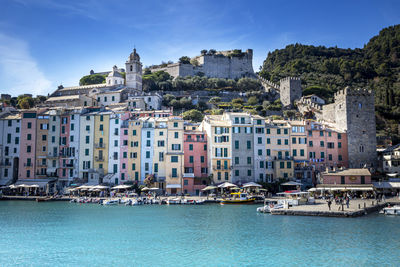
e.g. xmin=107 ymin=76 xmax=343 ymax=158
xmin=166 ymin=117 xmax=184 ymax=194
xmin=93 ymin=112 xmax=110 ymax=179
xmin=265 ymin=119 xmax=293 ymax=181
xmin=127 ymin=119 xmax=142 ymax=182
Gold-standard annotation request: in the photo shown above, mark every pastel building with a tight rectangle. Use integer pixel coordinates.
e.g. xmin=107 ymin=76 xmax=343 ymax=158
xmin=107 ymin=112 xmax=121 ymax=184
xmin=252 ymin=116 xmax=266 ymax=183
xmin=119 ymin=118 xmax=130 ymax=183
xmin=152 ymin=118 xmax=168 ymax=190
xmin=165 ymin=117 xmax=184 ymax=194
xmin=19 ymin=110 xmax=37 ymax=179
xmin=35 ymin=110 xmax=49 ymax=178
xmin=320 ymin=168 xmax=371 ymax=185
xmin=200 ymin=115 xmax=232 ymax=184
xmin=127 ymin=119 xmax=142 ymax=182
xmin=183 ymin=129 xmax=208 ymax=195
xmin=0 ymin=113 xmax=21 ymax=185
xmin=140 ymin=118 xmax=154 ymax=182
xmin=306 ymin=121 xmax=348 ymax=171
xmin=79 ymin=110 xmax=95 ymax=183
xmin=93 ymin=112 xmax=110 ymax=183
xmin=47 ymin=109 xmax=61 ymax=178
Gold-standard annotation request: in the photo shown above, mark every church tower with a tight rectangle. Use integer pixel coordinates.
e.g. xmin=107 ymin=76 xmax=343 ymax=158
xmin=125 ymin=48 xmax=142 ymax=91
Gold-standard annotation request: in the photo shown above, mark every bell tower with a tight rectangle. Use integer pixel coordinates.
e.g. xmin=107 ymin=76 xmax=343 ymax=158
xmin=125 ymin=48 xmax=142 ymax=91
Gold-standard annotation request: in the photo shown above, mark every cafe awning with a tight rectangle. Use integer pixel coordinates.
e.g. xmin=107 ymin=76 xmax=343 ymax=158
xmin=166 ymin=184 xmax=181 ymax=189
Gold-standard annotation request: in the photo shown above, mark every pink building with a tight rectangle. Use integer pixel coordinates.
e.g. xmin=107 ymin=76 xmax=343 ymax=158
xmin=58 ymin=114 xmax=71 ymax=179
xmin=19 ymin=110 xmax=37 ymax=179
xmin=183 ymin=131 xmax=208 ymax=195
xmin=306 ymin=121 xmax=348 ymax=171
xmin=321 ymin=168 xmax=371 ymax=185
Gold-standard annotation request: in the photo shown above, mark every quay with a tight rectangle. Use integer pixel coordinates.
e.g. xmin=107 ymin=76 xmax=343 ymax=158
xmin=269 ymin=197 xmax=400 ymax=217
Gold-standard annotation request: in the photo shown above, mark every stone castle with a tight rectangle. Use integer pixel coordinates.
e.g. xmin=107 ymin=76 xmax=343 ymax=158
xmin=150 ymin=49 xmax=255 ymax=79
xmin=296 ymin=87 xmax=377 ymax=169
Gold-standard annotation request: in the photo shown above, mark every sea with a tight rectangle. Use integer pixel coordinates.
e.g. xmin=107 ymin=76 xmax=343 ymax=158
xmin=0 ymin=201 xmax=398 ymax=267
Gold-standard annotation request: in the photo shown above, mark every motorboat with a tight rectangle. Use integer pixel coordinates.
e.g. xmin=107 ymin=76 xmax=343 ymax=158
xmin=220 ymin=193 xmax=255 ymax=205
xmin=167 ymin=198 xmax=181 ymax=204
xmin=102 ymin=199 xmax=119 ymax=206
xmin=257 ymin=203 xmax=284 ymax=213
xmin=380 ymin=205 xmax=400 ymax=215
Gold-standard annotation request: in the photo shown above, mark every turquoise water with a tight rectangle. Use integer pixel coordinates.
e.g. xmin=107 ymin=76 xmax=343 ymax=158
xmin=0 ymin=201 xmax=399 ymax=267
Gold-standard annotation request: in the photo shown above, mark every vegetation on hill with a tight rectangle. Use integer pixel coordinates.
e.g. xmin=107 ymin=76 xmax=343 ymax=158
xmin=259 ymin=24 xmax=400 ymax=143
xmin=79 ymin=74 xmax=107 ymax=86
xmin=142 ymin=70 xmax=262 ymax=92
xmin=1 ymin=95 xmax=47 ymax=109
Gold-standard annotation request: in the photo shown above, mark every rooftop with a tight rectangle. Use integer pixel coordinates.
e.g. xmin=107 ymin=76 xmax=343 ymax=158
xmin=323 ymin=168 xmax=371 ymax=176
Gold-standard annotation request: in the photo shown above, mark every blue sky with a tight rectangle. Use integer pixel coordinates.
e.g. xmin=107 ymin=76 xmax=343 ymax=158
xmin=0 ymin=0 xmax=399 ymax=96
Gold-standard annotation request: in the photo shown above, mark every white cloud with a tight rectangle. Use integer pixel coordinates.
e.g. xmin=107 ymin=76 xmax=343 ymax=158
xmin=0 ymin=33 xmax=52 ymax=96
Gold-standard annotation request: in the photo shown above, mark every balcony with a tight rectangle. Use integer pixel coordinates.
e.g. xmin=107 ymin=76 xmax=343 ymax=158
xmin=183 ymin=173 xmax=195 ymax=178
xmin=0 ymin=161 xmax=12 ymax=167
xmin=95 ymin=156 xmax=104 ymax=162
xmin=185 ymin=138 xmax=206 ymax=142
xmin=24 ymin=163 xmax=32 ymax=167
xmin=47 ymin=153 xmax=58 ymax=158
xmin=95 ymin=143 xmax=105 ymax=149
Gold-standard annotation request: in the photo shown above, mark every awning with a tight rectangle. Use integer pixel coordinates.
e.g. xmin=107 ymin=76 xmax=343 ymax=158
xmin=316 ymin=185 xmax=374 ymax=191
xmin=242 ymin=182 xmax=262 ymax=188
xmin=282 ymin=181 xmax=302 ymax=186
xmin=166 ymin=184 xmax=181 ymax=189
xmin=218 ymin=182 xmax=236 ymax=188
xmin=202 ymin=185 xmax=217 ymax=191
xmin=15 ymin=180 xmax=54 ymax=188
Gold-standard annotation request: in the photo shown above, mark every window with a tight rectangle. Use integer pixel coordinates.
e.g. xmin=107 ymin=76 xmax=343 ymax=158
xmin=154 ymin=163 xmax=158 ymax=173
xmin=172 ymin=168 xmax=177 ymax=177
xmin=27 ymin=122 xmax=32 ymax=129
xmin=361 ymin=176 xmax=365 ymax=184
xmin=189 ymin=144 xmax=193 ymax=151
xmin=201 ymin=156 xmax=204 ymax=163
xmin=284 ymin=139 xmax=288 ymax=145
xmin=204 ymin=144 xmax=207 ymax=151
xmin=189 ymin=156 xmax=194 ymax=163
xmin=338 ymin=142 xmax=342 ymax=148
xmin=308 ymin=130 xmax=312 ymax=136
xmin=123 ymin=152 xmax=127 ymax=158
xmin=292 ymin=149 xmax=297 ymax=157
xmin=300 ymin=149 xmax=304 ymax=157
xmin=147 ymin=131 xmax=151 ymax=138
xmin=320 ymin=141 xmax=324 ymax=147
xmin=338 ymin=155 xmax=343 ymax=161
xmin=321 ymin=152 xmax=325 ymax=159
xmin=16 ymin=127 xmax=20 ymax=133
xmin=146 ymin=140 xmax=151 ymax=147
xmin=27 ymin=134 xmax=31 ymax=140
xmin=146 ymin=151 xmax=150 ymax=158
xmin=225 ymin=172 xmax=228 ymax=180
xmin=27 ymin=146 xmax=31 ymax=153
xmin=258 ymin=149 xmax=262 ymax=156
xmin=292 ymin=137 xmax=296 ymax=144
xmin=171 ymin=144 xmax=181 ymax=150
xmin=235 ymin=157 xmax=239 ymax=165
xmin=100 ymin=115 xmax=104 ymax=121
xmin=247 ymin=157 xmax=251 ymax=165
xmin=328 ymin=154 xmax=332 ymax=161
xmin=247 ymin=170 xmax=252 ymax=176
xmin=266 ymin=138 xmax=270 ymax=144
xmin=158 ymin=140 xmax=165 ymax=147
xmin=327 ymin=142 xmax=334 ymax=149
xmin=277 ymin=139 xmax=281 ymax=145
xmin=309 ymin=141 xmax=313 ymax=147
xmin=277 ymin=129 xmax=281 ymax=134
xmin=341 ymin=176 xmax=345 ymax=184
xmin=266 ymin=128 xmax=270 ymax=134
xmin=287 ymin=162 xmax=291 ymax=168
xmin=266 ymin=149 xmax=271 ymax=156
xmin=319 ymin=131 xmax=324 ymax=137
xmin=216 ymin=160 xmax=221 ymax=169
xmin=247 ymin=141 xmax=251 ymax=149
xmin=338 ymin=133 xmax=342 ymax=139
xmin=174 ymin=132 xmax=179 ymax=138
xmin=183 ymin=179 xmax=188 ymax=186
xmin=173 ymin=122 xmax=178 ymax=128
xmin=280 ymin=162 xmax=284 ymax=169
xmin=284 ymin=129 xmax=288 ymax=135
xmin=235 ymin=140 xmax=239 ymax=149
xmin=260 ymin=161 xmax=264 ymax=168
xmin=99 ymin=125 xmax=103 ymax=131
xmin=132 ymin=130 xmax=137 ymax=136
xmin=7 ymin=134 xmax=11 ymax=143
xmin=235 ymin=170 xmax=239 ymax=176
xmin=114 ymin=140 xmax=118 ymax=147
xmin=15 ymin=137 xmax=19 ymax=145
xmin=112 ymin=96 xmax=115 ymax=102
xmin=132 ymin=163 xmax=136 ymax=171
xmin=217 ymin=172 xmax=221 ymax=180
xmin=85 ymin=149 xmax=89 ymax=156
xmin=171 ymin=156 xmax=178 ymax=163
xmin=86 ymin=136 xmax=89 ymax=144
xmin=258 ymin=137 xmax=262 ymax=144
xmin=145 ymin=163 xmax=149 ymax=171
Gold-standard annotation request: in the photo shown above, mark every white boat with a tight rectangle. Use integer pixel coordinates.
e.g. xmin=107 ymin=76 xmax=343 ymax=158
xmin=257 ymin=203 xmax=284 ymax=213
xmin=102 ymin=199 xmax=119 ymax=205
xmin=380 ymin=205 xmax=400 ymax=215
xmin=167 ymin=198 xmax=181 ymax=204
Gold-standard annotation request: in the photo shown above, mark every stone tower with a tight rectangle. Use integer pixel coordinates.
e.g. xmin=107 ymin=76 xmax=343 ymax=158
xmin=125 ymin=48 xmax=142 ymax=91
xmin=333 ymin=87 xmax=377 ymax=169
xmin=279 ymin=77 xmax=302 ymax=107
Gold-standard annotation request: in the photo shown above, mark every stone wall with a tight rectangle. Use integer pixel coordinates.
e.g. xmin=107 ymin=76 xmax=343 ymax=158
xmin=150 ymin=49 xmax=255 ymax=79
xmin=279 ymin=77 xmax=302 ymax=107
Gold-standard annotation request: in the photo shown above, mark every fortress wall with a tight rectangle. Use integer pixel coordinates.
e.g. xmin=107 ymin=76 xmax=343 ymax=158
xmin=200 ymin=55 xmax=231 ymax=78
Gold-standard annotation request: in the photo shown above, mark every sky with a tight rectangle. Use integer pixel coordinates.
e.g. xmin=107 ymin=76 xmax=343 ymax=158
xmin=0 ymin=0 xmax=399 ymax=96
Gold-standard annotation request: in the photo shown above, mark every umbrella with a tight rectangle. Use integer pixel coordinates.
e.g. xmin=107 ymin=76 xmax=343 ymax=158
xmin=17 ymin=184 xmax=29 ymax=188
xmin=149 ymin=187 xmax=159 ymax=191
xmin=9 ymin=184 xmax=17 ymax=189
xmin=141 ymin=187 xmax=150 ymax=191
xmin=230 ymin=187 xmax=240 ymax=190
xmin=307 ymin=188 xmax=317 ymax=192
xmin=202 ymin=185 xmax=217 ymax=191
xmin=93 ymin=185 xmax=109 ymax=190
xmin=29 ymin=185 xmax=40 ymax=188
xmin=111 ymin=185 xmax=132 ymax=190
xmin=242 ymin=182 xmax=262 ymax=188
xmin=218 ymin=182 xmax=236 ymax=188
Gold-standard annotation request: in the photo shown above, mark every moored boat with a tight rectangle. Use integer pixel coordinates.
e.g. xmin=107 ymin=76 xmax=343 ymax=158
xmin=380 ymin=205 xmax=400 ymax=215
xmin=220 ymin=193 xmax=255 ymax=205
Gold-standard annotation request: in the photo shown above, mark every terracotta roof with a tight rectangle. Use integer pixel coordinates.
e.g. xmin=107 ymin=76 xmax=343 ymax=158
xmin=323 ymin=168 xmax=371 ymax=176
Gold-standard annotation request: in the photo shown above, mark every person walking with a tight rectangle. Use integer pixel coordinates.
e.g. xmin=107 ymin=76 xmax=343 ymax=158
xmin=327 ymin=198 xmax=332 ymax=211
xmin=346 ymin=196 xmax=350 ymax=209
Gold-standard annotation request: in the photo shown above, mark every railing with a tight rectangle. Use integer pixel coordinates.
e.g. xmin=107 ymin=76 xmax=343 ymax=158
xmin=183 ymin=173 xmax=195 ymax=178
xmin=95 ymin=156 xmax=104 ymax=162
xmin=24 ymin=163 xmax=32 ymax=167
xmin=95 ymin=143 xmax=105 ymax=149
xmin=185 ymin=138 xmax=206 ymax=142
xmin=0 ymin=162 xmax=12 ymax=167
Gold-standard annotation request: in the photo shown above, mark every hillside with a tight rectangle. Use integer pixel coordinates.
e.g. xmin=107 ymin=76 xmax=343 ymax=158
xmin=259 ymin=24 xmax=400 ymax=143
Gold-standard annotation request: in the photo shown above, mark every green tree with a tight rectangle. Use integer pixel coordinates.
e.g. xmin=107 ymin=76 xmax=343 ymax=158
xmin=247 ymin=96 xmax=259 ymax=105
xmin=79 ymin=74 xmax=106 ymax=85
xmin=182 ymin=109 xmax=204 ymax=122
xmin=179 ymin=56 xmax=191 ymax=64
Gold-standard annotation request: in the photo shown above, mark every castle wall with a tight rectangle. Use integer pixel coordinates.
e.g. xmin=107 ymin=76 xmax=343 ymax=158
xmin=321 ymin=103 xmax=336 ymax=123
xmin=280 ymin=77 xmax=302 ymax=107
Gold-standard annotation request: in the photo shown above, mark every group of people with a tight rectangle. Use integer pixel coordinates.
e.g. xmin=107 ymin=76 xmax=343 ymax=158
xmin=326 ymin=195 xmax=351 ymax=211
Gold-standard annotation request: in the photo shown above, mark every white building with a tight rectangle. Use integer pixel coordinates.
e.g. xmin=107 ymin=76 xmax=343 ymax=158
xmin=79 ymin=112 xmax=95 ymax=183
xmin=140 ymin=118 xmax=154 ymax=182
xmin=0 ymin=113 xmax=21 ymax=185
xmin=106 ymin=112 xmax=121 ymax=184
xmin=105 ymin=65 xmax=125 ymax=86
xmin=125 ymin=48 xmax=142 ymax=91
xmin=47 ymin=110 xmax=61 ymax=177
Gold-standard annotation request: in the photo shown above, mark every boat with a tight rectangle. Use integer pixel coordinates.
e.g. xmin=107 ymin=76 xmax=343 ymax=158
xmin=36 ymin=197 xmax=52 ymax=202
xmin=380 ymin=205 xmax=400 ymax=215
xmin=167 ymin=198 xmax=181 ymax=205
xmin=220 ymin=193 xmax=255 ymax=205
xmin=257 ymin=202 xmax=284 ymax=213
xmin=102 ymin=199 xmax=119 ymax=206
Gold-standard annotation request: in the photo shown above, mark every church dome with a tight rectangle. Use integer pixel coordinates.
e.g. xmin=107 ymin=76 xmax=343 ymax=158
xmin=108 ymin=70 xmax=123 ymax=78
xmin=128 ymin=48 xmax=140 ymax=62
